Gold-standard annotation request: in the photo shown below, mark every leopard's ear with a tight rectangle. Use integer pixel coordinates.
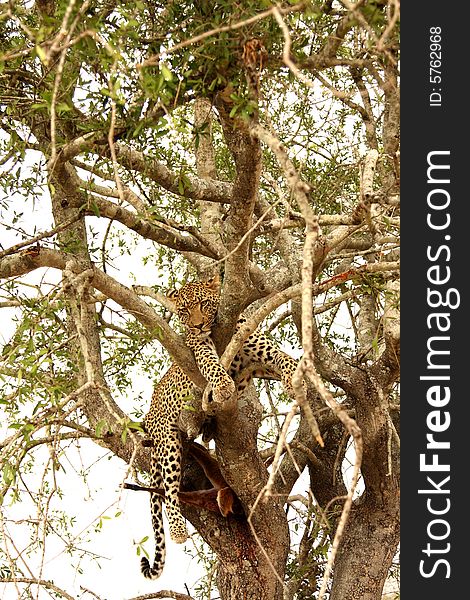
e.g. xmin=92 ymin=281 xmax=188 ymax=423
xmin=166 ymin=288 xmax=179 ymax=309
xmin=206 ymin=273 xmax=220 ymax=292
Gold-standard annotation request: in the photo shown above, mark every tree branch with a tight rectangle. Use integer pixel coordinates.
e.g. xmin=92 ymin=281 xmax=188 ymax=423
xmin=127 ymin=590 xmax=194 ymax=600
xmin=83 ymin=195 xmax=219 ymax=258
xmin=0 ymin=578 xmax=75 ymax=600
xmin=100 ymin=142 xmax=233 ymax=205
xmin=214 ymin=101 xmax=262 ymax=345
xmin=370 ymin=278 xmax=400 ymax=387
xmin=0 ymin=247 xmax=205 ymax=388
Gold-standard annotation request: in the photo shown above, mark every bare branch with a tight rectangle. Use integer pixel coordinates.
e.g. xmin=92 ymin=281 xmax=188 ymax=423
xmin=127 ymin=591 xmax=194 ymax=600
xmin=272 ymin=7 xmax=316 ymax=89
xmin=194 ymin=97 xmax=225 ymax=269
xmin=83 ymin=195 xmax=219 ymax=258
xmin=56 ymin=135 xmax=234 ymax=204
xmin=104 ymin=143 xmax=234 ymax=205
xmin=295 ymin=214 xmax=363 ymax=600
xmin=213 ymin=101 xmax=262 ymax=340
xmin=0 ymin=578 xmax=75 ymax=600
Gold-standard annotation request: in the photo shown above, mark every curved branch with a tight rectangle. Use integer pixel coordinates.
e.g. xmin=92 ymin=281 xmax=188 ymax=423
xmin=0 ymin=247 xmax=205 ymax=388
xmin=55 ymin=132 xmax=234 ymax=205
xmin=316 ymin=11 xmax=357 ymax=65
xmin=219 ymin=262 xmax=398 ymax=373
xmin=84 ymin=196 xmax=219 ymax=258
xmin=100 ymin=142 xmax=233 ymax=204
xmin=0 ymin=579 xmax=75 ymax=600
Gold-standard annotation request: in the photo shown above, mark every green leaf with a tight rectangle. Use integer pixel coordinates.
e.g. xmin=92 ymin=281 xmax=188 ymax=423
xmin=161 ymin=64 xmax=173 ymax=82
xmin=90 ymin=200 xmax=101 ymax=217
xmin=31 ymin=102 xmax=49 ymax=111
xmin=35 ymin=45 xmax=48 ymax=66
xmin=229 ymin=104 xmax=239 ymax=118
xmin=95 ymin=419 xmax=109 ymax=438
xmin=2 ymin=462 xmax=16 ymax=486
xmin=56 ymin=102 xmax=72 ymax=115
xmin=127 ymin=421 xmax=145 ymax=433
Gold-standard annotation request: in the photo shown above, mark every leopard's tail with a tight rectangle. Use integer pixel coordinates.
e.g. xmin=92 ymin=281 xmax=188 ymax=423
xmin=141 ymin=464 xmax=166 ymax=579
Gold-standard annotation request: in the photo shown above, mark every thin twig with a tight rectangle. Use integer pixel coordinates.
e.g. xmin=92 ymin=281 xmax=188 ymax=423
xmin=377 ymin=0 xmax=400 ymax=52
xmin=0 ymin=215 xmax=81 ymax=260
xmin=140 ymin=4 xmax=306 ymax=68
xmin=211 ymin=198 xmax=282 ymax=268
xmin=272 ymin=6 xmax=316 ymax=89
xmin=79 ymin=585 xmax=102 ymax=600
xmin=48 ymin=0 xmax=91 ymax=169
xmin=107 ymin=63 xmax=126 ymax=204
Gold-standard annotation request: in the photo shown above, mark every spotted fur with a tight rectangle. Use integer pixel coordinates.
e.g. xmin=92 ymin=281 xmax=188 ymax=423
xmin=140 ymin=277 xmax=300 ymax=579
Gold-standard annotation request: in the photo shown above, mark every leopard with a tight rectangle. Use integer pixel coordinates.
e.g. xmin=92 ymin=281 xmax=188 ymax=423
xmin=140 ymin=275 xmax=302 ymax=580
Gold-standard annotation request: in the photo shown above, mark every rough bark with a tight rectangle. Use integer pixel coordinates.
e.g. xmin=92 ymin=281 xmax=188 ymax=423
xmin=329 ymin=498 xmax=400 ymax=600
xmin=327 ymin=366 xmax=399 ymax=600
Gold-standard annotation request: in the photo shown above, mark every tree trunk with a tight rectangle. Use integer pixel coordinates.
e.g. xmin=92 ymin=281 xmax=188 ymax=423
xmin=183 ymin=385 xmax=290 ymax=600
xmin=329 ymin=498 xmax=399 ymax=600
xmin=329 ymin=372 xmax=400 ymax=600
xmin=183 ymin=500 xmax=288 ymax=600
xmin=217 ymin=563 xmax=282 ymax=600
xmin=215 ymin=521 xmax=287 ymax=600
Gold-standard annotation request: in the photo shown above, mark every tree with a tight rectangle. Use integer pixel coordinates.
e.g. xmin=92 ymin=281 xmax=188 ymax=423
xmin=0 ymin=1 xmax=400 ymax=599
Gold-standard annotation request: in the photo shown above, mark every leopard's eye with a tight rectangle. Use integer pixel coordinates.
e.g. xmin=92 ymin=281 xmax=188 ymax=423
xmin=178 ymin=307 xmax=190 ymax=319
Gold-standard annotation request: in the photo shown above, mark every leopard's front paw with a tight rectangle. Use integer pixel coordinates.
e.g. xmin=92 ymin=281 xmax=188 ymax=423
xmin=212 ymin=377 xmax=236 ymax=405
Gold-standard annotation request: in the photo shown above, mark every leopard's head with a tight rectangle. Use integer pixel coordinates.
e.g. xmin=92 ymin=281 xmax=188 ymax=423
xmin=168 ymin=275 xmax=220 ymax=336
